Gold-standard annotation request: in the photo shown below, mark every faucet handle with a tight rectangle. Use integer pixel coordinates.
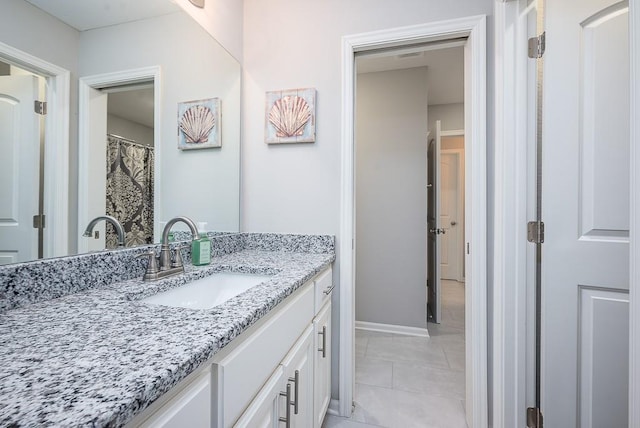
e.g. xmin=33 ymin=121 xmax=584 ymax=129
xmin=172 ymin=245 xmax=190 ymax=269
xmin=136 ymin=250 xmax=159 ymax=275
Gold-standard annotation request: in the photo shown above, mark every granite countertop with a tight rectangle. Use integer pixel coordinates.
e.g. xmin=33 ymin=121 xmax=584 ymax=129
xmin=0 ymin=249 xmax=334 ymax=427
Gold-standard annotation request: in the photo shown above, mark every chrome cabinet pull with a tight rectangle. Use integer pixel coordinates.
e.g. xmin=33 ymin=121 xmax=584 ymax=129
xmin=318 ymin=325 xmax=327 ymax=358
xmin=279 ymin=383 xmax=291 ymax=427
xmin=288 ymin=370 xmax=299 ymax=414
xmin=322 ymin=284 xmax=335 ymax=295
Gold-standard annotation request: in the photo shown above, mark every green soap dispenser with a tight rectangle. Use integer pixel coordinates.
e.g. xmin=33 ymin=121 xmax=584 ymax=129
xmin=191 ymin=233 xmax=211 ymax=266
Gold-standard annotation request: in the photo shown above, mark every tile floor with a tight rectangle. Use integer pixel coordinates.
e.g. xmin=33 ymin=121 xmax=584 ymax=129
xmin=323 ymin=280 xmax=466 ymax=428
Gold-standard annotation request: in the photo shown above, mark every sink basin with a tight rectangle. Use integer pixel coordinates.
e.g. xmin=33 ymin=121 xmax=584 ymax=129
xmin=141 ymin=272 xmax=272 ymax=310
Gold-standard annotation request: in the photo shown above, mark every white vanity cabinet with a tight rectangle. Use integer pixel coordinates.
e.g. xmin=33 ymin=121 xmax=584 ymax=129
xmin=235 ymin=326 xmax=314 ymax=428
xmin=313 ymin=301 xmax=332 ymax=428
xmin=128 ymin=266 xmax=333 ymax=428
xmin=132 ymin=368 xmax=212 ymax=428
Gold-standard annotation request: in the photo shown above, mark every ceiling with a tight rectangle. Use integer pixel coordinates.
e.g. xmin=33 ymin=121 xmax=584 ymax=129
xmin=356 ymin=43 xmax=464 ymax=105
xmin=107 ymin=87 xmax=155 ymax=128
xmin=23 ymin=0 xmax=180 ymax=31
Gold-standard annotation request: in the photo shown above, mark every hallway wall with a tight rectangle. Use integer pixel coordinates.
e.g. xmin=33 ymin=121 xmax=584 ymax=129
xmin=355 ymin=67 xmax=429 ymax=330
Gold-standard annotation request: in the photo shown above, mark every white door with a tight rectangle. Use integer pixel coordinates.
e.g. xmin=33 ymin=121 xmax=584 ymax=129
xmin=440 ymin=151 xmax=460 ymax=281
xmin=81 ymin=87 xmax=108 ymax=252
xmin=0 ymin=75 xmax=39 ymax=265
xmin=427 ymin=120 xmax=442 ymax=323
xmin=542 ymin=0 xmax=630 ymax=426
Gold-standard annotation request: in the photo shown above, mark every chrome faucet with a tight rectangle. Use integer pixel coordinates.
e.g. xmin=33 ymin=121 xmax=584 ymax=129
xmin=83 ymin=215 xmax=125 ymax=247
xmin=159 ymin=216 xmax=200 ymax=271
xmin=137 ymin=216 xmax=200 ymax=281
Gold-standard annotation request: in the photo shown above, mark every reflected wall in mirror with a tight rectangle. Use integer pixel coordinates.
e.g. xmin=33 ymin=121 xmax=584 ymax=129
xmin=0 ymin=0 xmax=241 ymax=265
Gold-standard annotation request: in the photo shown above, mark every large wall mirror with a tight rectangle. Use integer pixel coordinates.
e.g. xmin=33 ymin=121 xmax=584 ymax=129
xmin=0 ymin=0 xmax=241 ymax=265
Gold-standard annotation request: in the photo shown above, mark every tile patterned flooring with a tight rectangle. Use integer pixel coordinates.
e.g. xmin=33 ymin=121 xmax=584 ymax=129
xmin=323 ymin=280 xmax=467 ymax=428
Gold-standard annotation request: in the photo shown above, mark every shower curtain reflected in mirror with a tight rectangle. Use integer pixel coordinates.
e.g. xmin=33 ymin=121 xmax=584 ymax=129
xmin=105 ymin=135 xmax=154 ymax=248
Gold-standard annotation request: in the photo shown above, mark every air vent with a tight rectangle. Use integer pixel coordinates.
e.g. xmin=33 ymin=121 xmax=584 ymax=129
xmin=396 ymin=52 xmax=424 ymax=59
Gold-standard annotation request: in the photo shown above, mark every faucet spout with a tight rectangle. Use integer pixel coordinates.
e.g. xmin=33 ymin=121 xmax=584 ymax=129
xmin=161 ymin=216 xmax=200 ymax=245
xmin=159 ymin=216 xmax=200 ymax=271
xmin=83 ymin=215 xmax=125 ymax=247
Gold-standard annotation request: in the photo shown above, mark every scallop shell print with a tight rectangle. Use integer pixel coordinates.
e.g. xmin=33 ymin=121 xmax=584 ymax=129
xmin=179 ymin=105 xmax=215 ymax=144
xmin=268 ymin=95 xmax=311 ymax=138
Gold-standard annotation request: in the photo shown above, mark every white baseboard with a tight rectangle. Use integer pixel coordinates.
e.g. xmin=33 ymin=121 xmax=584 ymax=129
xmin=327 ymin=399 xmax=341 ymax=416
xmin=355 ymin=320 xmax=429 ymax=337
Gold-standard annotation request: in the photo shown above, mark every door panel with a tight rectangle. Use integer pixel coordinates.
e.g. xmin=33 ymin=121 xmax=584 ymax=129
xmin=427 ymin=120 xmax=442 ymax=323
xmin=0 ymin=75 xmax=39 ymax=265
xmin=440 ymin=152 xmax=459 ymax=280
xmin=579 ymin=4 xmax=630 ymax=238
xmin=543 ymin=0 xmax=629 ymax=425
xmin=579 ymin=288 xmax=629 ymax=428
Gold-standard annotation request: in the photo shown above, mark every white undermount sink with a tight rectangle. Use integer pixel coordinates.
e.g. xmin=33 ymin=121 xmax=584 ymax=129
xmin=141 ymin=272 xmax=272 ymax=310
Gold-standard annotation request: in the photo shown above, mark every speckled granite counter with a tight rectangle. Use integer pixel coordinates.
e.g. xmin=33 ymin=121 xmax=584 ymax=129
xmin=0 ymin=240 xmax=334 ymax=426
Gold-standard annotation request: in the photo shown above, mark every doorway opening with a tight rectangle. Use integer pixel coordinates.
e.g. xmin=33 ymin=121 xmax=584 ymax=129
xmin=0 ymin=61 xmax=47 ymax=264
xmin=339 ymin=16 xmax=487 ymax=428
xmin=78 ymin=67 xmax=161 ymax=254
xmin=0 ymin=45 xmax=70 ymax=264
xmin=350 ymin=40 xmax=468 ymax=426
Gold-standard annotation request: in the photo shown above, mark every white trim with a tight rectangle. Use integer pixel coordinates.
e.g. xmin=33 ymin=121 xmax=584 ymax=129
xmin=493 ymin=1 xmax=536 ymax=426
xmin=441 ymin=129 xmax=465 ymax=137
xmin=78 ymin=66 xmax=161 ymax=253
xmin=340 ymin=15 xmax=488 ymax=427
xmin=355 ymin=321 xmax=429 ymax=337
xmin=326 ymin=399 xmax=341 ymax=417
xmin=0 ymin=41 xmax=70 ymax=259
xmin=629 ymin=0 xmax=640 ymax=425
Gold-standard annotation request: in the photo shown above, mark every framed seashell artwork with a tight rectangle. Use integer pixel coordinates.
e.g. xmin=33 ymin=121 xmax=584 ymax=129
xmin=177 ymin=97 xmax=221 ymax=150
xmin=265 ymin=88 xmax=316 ymax=144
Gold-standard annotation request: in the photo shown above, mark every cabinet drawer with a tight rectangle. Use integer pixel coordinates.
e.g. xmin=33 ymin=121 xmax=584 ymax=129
xmin=212 ymin=281 xmax=314 ymax=427
xmin=314 ymin=267 xmax=333 ymax=314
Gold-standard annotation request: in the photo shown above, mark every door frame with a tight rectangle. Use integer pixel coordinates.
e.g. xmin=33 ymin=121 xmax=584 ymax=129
xmin=339 ymin=15 xmax=487 ymax=426
xmin=629 ymin=0 xmax=640 ymax=426
xmin=494 ymin=1 xmax=640 ymax=426
xmin=441 ymin=147 xmax=465 ymax=283
xmin=78 ymin=66 xmax=161 ymax=252
xmin=0 ymin=41 xmax=70 ymax=259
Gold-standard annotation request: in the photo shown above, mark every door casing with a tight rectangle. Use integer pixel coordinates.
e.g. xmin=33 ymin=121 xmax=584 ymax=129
xmin=78 ymin=67 xmax=161 ymax=253
xmin=339 ymin=15 xmax=487 ymax=427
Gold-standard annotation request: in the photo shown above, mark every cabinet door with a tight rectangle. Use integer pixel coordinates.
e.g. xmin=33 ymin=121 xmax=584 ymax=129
xmin=234 ymin=366 xmax=285 ymax=428
xmin=313 ymin=302 xmax=332 ymax=428
xmin=137 ymin=370 xmax=211 ymax=428
xmin=281 ymin=325 xmax=314 ymax=428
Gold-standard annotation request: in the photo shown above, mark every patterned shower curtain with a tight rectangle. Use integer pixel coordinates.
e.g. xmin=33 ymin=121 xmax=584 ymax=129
xmin=105 ymin=135 xmax=154 ymax=248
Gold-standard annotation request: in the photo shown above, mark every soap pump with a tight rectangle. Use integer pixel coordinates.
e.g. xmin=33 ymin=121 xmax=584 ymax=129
xmin=191 ymin=222 xmax=211 ymax=266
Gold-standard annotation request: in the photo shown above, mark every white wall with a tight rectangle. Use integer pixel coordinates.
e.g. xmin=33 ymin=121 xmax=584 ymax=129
xmin=175 ymin=0 xmax=243 ymax=62
xmin=242 ymin=0 xmax=495 ymax=401
xmin=355 ymin=68 xmax=428 ymax=329
xmin=428 ymin=102 xmax=464 ymax=133
xmin=107 ymin=114 xmax=153 ymax=147
xmin=79 ymin=11 xmax=241 ymax=233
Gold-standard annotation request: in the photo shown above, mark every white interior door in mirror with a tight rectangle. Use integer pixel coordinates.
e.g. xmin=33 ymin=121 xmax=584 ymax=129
xmin=542 ymin=0 xmax=630 ymax=426
xmin=440 ymin=151 xmax=460 ymax=281
xmin=0 ymin=75 xmax=39 ymax=265
xmin=82 ymin=87 xmax=108 ymax=253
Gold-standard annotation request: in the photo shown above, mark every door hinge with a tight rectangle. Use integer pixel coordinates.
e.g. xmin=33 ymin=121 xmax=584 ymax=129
xmin=34 ymin=100 xmax=47 ymax=115
xmin=528 ymin=32 xmax=546 ymax=59
xmin=527 ymin=407 xmax=543 ymax=428
xmin=527 ymin=221 xmax=545 ymax=244
xmin=32 ymin=214 xmax=46 ymax=229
